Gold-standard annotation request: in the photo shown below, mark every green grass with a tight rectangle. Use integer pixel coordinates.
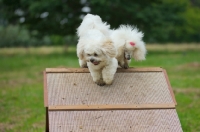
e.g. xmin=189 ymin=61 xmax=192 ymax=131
xmin=0 ymin=45 xmax=200 ymax=132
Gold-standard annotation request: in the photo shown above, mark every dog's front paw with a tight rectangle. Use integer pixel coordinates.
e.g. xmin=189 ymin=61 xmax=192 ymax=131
xmin=123 ymin=63 xmax=129 ymax=69
xmin=95 ymin=80 xmax=106 ymax=86
xmin=80 ymin=64 xmax=88 ymax=68
xmin=118 ymin=62 xmax=124 ymax=68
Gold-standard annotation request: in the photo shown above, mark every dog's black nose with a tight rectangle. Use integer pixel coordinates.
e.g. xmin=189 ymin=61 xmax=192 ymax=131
xmin=126 ymin=55 xmax=131 ymax=60
xmin=90 ymin=58 xmax=95 ymax=62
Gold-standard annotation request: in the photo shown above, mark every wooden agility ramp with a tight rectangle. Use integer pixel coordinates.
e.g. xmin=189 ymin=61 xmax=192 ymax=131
xmin=43 ymin=67 xmax=183 ymax=132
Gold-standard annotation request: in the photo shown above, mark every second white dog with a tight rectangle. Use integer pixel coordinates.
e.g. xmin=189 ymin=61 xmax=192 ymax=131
xmin=110 ymin=25 xmax=147 ymax=69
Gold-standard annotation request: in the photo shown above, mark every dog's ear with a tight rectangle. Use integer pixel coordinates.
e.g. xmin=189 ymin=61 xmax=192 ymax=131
xmin=101 ymin=40 xmax=117 ymax=58
xmin=132 ymin=41 xmax=147 ymax=61
xmin=77 ymin=39 xmax=85 ymax=60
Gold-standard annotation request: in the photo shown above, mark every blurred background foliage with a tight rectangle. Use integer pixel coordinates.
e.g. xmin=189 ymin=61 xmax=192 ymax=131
xmin=0 ymin=1 xmax=200 ymax=131
xmin=0 ymin=0 xmax=200 ymax=47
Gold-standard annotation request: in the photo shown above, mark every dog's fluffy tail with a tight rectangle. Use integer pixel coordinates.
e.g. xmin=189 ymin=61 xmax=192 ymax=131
xmin=118 ymin=25 xmax=144 ymax=40
xmin=77 ymin=14 xmax=110 ymax=37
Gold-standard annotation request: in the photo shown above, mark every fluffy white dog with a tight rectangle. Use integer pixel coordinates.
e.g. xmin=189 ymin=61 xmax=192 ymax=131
xmin=110 ymin=25 xmax=147 ymax=69
xmin=77 ymin=14 xmax=118 ymax=86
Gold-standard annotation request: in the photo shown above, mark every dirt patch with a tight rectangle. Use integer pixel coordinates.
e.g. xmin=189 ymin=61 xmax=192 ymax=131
xmin=173 ymin=88 xmax=200 ymax=94
xmin=32 ymin=121 xmax=45 ymax=129
xmin=186 ymin=62 xmax=200 ymax=68
xmin=0 ymin=123 xmax=7 ymax=132
xmin=146 ymin=44 xmax=200 ymax=51
xmin=0 ymin=71 xmax=42 ymax=89
xmin=0 ymin=46 xmax=76 ymax=55
xmin=175 ymin=62 xmax=200 ymax=70
xmin=0 ymin=122 xmax=19 ymax=132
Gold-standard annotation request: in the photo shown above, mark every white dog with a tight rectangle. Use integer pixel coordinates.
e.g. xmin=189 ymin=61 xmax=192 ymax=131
xmin=77 ymin=14 xmax=118 ymax=86
xmin=110 ymin=25 xmax=147 ymax=69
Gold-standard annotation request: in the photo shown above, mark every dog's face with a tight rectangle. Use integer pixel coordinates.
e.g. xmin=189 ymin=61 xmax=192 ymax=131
xmin=84 ymin=47 xmax=105 ymax=65
xmin=77 ymin=37 xmax=116 ymax=66
xmin=124 ymin=40 xmax=146 ymax=61
xmin=124 ymin=41 xmax=136 ymax=60
xmin=124 ymin=49 xmax=132 ymax=60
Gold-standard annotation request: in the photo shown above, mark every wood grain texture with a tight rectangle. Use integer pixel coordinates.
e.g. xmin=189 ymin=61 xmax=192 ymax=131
xmin=163 ymin=69 xmax=177 ymax=105
xmin=46 ymin=72 xmax=175 ymax=106
xmin=45 ymin=68 xmax=182 ymax=132
xmin=45 ymin=107 xmax=49 ymax=132
xmin=43 ymin=71 xmax=48 ymax=107
xmin=45 ymin=67 xmax=163 ymax=73
xmin=48 ymin=109 xmax=183 ymax=132
xmin=48 ymin=103 xmax=175 ymax=110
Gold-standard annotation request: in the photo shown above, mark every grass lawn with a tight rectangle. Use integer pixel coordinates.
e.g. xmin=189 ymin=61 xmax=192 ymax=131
xmin=0 ymin=44 xmax=200 ymax=132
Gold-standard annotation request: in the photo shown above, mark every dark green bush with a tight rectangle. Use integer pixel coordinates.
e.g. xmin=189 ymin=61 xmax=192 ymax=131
xmin=0 ymin=25 xmax=77 ymax=47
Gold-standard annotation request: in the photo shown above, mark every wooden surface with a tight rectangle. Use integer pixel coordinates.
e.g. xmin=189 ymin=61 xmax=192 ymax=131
xmin=48 ymin=103 xmax=175 ymax=110
xmin=45 ymin=67 xmax=163 ymax=73
xmin=163 ymin=69 xmax=177 ymax=105
xmin=43 ymin=71 xmax=48 ymax=106
xmin=45 ymin=107 xmax=49 ymax=132
xmin=45 ymin=71 xmax=175 ymax=106
xmin=44 ymin=67 xmax=182 ymax=132
xmin=48 ymin=109 xmax=183 ymax=132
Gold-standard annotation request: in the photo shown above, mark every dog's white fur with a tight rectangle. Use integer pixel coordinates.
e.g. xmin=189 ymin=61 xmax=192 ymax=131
xmin=110 ymin=25 xmax=147 ymax=68
xmin=77 ymin=14 xmax=110 ymax=37
xmin=77 ymin=14 xmax=118 ymax=86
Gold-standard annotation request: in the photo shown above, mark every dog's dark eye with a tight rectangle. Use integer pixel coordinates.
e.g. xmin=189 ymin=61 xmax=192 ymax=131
xmin=87 ymin=54 xmax=91 ymax=56
xmin=94 ymin=53 xmax=98 ymax=56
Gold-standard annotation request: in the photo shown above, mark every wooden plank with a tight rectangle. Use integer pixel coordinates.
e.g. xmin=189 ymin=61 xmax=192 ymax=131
xmin=163 ymin=69 xmax=177 ymax=105
xmin=46 ymin=68 xmax=89 ymax=73
xmin=43 ymin=71 xmax=48 ymax=107
xmin=48 ymin=109 xmax=183 ymax=132
xmin=45 ymin=107 xmax=49 ymax=132
xmin=117 ymin=67 xmax=163 ymax=72
xmin=45 ymin=67 xmax=163 ymax=73
xmin=48 ymin=103 xmax=175 ymax=111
